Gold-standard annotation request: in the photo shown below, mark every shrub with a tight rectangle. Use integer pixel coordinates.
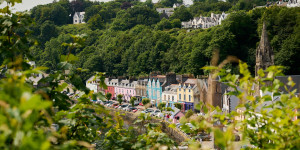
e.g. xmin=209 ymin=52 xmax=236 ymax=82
xmin=185 ymin=109 xmax=194 ymax=118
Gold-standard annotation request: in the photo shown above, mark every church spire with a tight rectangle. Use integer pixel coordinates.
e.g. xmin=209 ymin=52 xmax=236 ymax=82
xmin=255 ymin=21 xmax=274 ymax=76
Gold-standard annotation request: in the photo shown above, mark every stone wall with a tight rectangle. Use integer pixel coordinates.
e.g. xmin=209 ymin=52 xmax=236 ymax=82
xmin=108 ymin=108 xmax=189 ymax=144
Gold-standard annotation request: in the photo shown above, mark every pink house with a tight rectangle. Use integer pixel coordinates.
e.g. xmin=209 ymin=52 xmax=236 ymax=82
xmin=114 ymin=80 xmax=137 ymax=102
xmin=171 ymin=111 xmax=185 ymax=124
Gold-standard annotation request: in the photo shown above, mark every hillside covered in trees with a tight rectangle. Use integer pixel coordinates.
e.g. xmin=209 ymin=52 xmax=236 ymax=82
xmin=18 ymin=0 xmax=300 ymax=80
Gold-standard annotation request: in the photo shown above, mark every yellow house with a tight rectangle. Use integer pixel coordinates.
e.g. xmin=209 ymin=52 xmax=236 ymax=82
xmin=177 ymin=79 xmax=198 ymax=111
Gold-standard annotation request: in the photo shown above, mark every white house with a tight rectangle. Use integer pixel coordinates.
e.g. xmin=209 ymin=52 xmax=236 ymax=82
xmin=162 ymin=84 xmax=178 ymax=108
xmin=182 ymin=12 xmax=228 ymax=29
xmin=86 ymin=76 xmax=99 ymax=93
xmin=287 ymin=0 xmax=300 ymax=7
xmin=73 ymin=12 xmax=85 ymax=24
xmin=181 ymin=20 xmax=193 ymax=28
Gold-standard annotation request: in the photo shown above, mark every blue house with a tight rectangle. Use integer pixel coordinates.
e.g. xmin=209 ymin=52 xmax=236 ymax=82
xmin=147 ymin=78 xmax=163 ymax=107
xmin=147 ymin=73 xmax=178 ymax=107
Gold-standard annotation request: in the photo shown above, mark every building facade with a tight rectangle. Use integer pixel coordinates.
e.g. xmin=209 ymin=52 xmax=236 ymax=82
xmin=114 ymin=80 xmax=136 ymax=102
xmin=73 ymin=12 xmax=85 ymax=24
xmin=162 ymin=84 xmax=178 ymax=108
xmin=177 ymin=79 xmax=199 ymax=111
xmin=147 ymin=77 xmax=164 ymax=106
xmin=136 ymin=79 xmax=148 ymax=101
xmin=86 ymin=76 xmax=99 ymax=93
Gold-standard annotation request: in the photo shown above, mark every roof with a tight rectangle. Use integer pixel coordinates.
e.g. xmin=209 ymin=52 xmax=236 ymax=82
xmin=275 ymin=75 xmax=300 ymax=94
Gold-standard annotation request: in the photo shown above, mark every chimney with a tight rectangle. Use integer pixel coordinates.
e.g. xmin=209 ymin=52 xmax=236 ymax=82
xmin=165 ymin=72 xmax=177 ymax=86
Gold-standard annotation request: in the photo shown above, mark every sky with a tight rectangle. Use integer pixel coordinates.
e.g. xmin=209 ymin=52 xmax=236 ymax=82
xmin=1 ymin=0 xmax=112 ymax=12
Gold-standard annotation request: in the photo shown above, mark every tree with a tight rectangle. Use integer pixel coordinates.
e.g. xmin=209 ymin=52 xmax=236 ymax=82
xmin=130 ymin=97 xmax=137 ymax=107
xmin=185 ymin=109 xmax=194 ymax=118
xmin=174 ymin=103 xmax=182 ymax=110
xmin=120 ymin=2 xmax=132 ymax=10
xmin=142 ymin=98 xmax=150 ymax=106
xmin=84 ymin=5 xmax=102 ymax=22
xmin=155 ymin=18 xmax=172 ymax=30
xmin=87 ymin=14 xmax=104 ymax=30
xmin=171 ymin=19 xmax=181 ymax=28
xmin=117 ymin=94 xmax=123 ymax=105
xmin=169 ymin=6 xmax=193 ymax=21
xmin=158 ymin=102 xmax=166 ymax=110
xmin=105 ymin=92 xmax=112 ymax=101
xmin=111 ymin=6 xmax=160 ymax=31
xmin=50 ymin=4 xmax=68 ymax=25
xmin=39 ymin=21 xmax=58 ymax=44
xmin=160 ymin=0 xmax=182 ymax=7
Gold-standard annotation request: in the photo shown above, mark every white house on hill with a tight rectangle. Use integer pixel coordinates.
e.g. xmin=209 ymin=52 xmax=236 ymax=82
xmin=73 ymin=12 xmax=85 ymax=24
xmin=287 ymin=0 xmax=300 ymax=7
xmin=182 ymin=12 xmax=228 ymax=29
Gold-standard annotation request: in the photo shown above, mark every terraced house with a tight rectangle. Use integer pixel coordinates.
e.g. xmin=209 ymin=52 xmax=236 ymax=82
xmin=177 ymin=79 xmax=200 ymax=111
xmin=147 ymin=73 xmax=177 ymax=106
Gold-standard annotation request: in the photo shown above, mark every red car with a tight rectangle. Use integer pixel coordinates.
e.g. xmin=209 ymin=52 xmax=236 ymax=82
xmin=139 ymin=102 xmax=143 ymax=106
xmin=132 ymin=108 xmax=139 ymax=113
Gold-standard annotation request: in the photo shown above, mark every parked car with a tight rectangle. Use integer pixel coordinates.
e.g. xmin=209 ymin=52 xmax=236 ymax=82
xmin=134 ymin=101 xmax=139 ymax=106
xmin=195 ymin=132 xmax=212 ymax=141
xmin=132 ymin=108 xmax=139 ymax=113
xmin=118 ymin=104 xmax=128 ymax=110
xmin=141 ymin=108 xmax=154 ymax=113
xmin=96 ymin=100 xmax=103 ymax=105
xmin=111 ymin=103 xmax=119 ymax=107
xmin=122 ymin=105 xmax=131 ymax=111
xmin=156 ymin=112 xmax=164 ymax=118
xmin=150 ymin=110 xmax=161 ymax=116
xmin=139 ymin=102 xmax=144 ymax=106
xmin=128 ymin=107 xmax=138 ymax=112
xmin=114 ymin=105 xmax=120 ymax=109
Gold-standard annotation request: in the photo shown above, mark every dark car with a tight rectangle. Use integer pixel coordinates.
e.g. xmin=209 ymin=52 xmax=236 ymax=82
xmin=134 ymin=101 xmax=139 ymax=106
xmin=195 ymin=133 xmax=212 ymax=141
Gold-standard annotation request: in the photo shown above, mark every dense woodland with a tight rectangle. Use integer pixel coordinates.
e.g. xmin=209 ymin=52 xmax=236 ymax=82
xmin=13 ymin=0 xmax=300 ymax=80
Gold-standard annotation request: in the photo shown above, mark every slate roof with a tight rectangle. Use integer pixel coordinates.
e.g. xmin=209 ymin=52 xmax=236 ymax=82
xmin=275 ymin=75 xmax=300 ymax=94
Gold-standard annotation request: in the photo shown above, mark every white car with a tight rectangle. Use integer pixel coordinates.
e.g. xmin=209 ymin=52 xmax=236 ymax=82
xmin=150 ymin=110 xmax=161 ymax=116
xmin=141 ymin=109 xmax=154 ymax=114
xmin=123 ymin=105 xmax=131 ymax=111
xmin=156 ymin=112 xmax=164 ymax=118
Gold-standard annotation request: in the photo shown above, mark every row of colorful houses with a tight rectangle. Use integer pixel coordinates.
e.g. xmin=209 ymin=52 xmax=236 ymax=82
xmin=86 ymin=73 xmax=300 ymax=115
xmin=86 ymin=72 xmax=226 ymax=112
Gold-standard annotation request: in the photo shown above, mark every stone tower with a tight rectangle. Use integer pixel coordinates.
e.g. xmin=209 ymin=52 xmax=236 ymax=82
xmin=255 ymin=22 xmax=274 ymax=76
xmin=255 ymin=22 xmax=274 ymax=95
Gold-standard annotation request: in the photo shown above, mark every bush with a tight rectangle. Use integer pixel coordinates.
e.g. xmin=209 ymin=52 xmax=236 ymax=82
xmin=142 ymin=98 xmax=150 ymax=106
xmin=185 ymin=109 xmax=194 ymax=118
xmin=158 ymin=102 xmax=166 ymax=110
xmin=174 ymin=103 xmax=182 ymax=110
xmin=130 ymin=97 xmax=137 ymax=107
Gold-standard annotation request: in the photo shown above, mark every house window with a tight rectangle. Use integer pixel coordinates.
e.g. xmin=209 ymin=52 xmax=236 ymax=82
xmin=172 ymin=96 xmax=174 ymax=101
xmin=189 ymin=89 xmax=191 ymax=92
xmin=184 ymin=94 xmax=186 ymax=101
xmin=184 ymin=89 xmax=186 ymax=92
xmin=179 ymin=88 xmax=181 ymax=91
xmin=179 ymin=94 xmax=181 ymax=100
xmin=189 ymin=95 xmax=191 ymax=102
